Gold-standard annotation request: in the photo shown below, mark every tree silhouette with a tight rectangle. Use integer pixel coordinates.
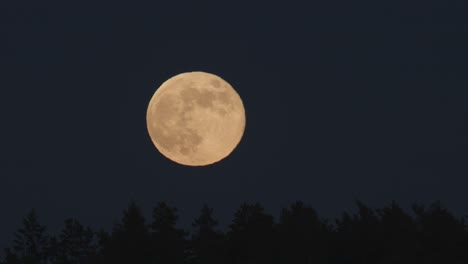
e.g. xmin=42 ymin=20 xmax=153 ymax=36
xmin=189 ymin=204 xmax=225 ymax=264
xmin=413 ymin=201 xmax=468 ymax=264
xmin=2 ymin=248 xmax=20 ymax=264
xmin=227 ymin=202 xmax=276 ymax=264
xmin=47 ymin=218 xmax=96 ymax=264
xmin=151 ymin=202 xmax=187 ymax=264
xmin=277 ymin=201 xmax=331 ymax=264
xmin=333 ymin=201 xmax=382 ymax=264
xmin=93 ymin=228 xmax=110 ymax=264
xmin=11 ymin=209 xmax=48 ymax=264
xmin=101 ymin=200 xmax=152 ymax=264
xmin=376 ymin=201 xmax=418 ymax=263
xmin=2 ymin=200 xmax=468 ymax=264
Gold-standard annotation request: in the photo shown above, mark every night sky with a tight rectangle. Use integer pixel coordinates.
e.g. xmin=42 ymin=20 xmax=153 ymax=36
xmin=1 ymin=1 xmax=467 ymax=250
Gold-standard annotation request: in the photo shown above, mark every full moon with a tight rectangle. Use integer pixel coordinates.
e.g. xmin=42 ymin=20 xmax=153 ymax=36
xmin=146 ymin=71 xmax=246 ymax=166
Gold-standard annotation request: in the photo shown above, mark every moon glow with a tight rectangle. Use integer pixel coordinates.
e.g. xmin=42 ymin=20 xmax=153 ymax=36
xmin=146 ymin=72 xmax=246 ymax=166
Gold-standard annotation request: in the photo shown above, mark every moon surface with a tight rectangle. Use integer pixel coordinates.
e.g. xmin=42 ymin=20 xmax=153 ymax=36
xmin=146 ymin=71 xmax=246 ymax=166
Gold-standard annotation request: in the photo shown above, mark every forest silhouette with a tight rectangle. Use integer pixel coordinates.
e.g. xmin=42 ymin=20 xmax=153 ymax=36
xmin=2 ymin=200 xmax=467 ymax=264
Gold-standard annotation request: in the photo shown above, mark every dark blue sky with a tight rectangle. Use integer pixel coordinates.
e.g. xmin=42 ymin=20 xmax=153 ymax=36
xmin=1 ymin=0 xmax=467 ymax=250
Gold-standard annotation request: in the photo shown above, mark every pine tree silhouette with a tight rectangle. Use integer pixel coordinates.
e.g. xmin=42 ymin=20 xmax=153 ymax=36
xmin=190 ymin=204 xmax=225 ymax=264
xmin=376 ymin=201 xmax=418 ymax=263
xmin=333 ymin=201 xmax=381 ymax=264
xmin=94 ymin=228 xmax=110 ymax=264
xmin=2 ymin=200 xmax=468 ymax=263
xmin=47 ymin=218 xmax=96 ymax=264
xmin=227 ymin=202 xmax=276 ymax=264
xmin=12 ymin=209 xmax=48 ymax=264
xmin=413 ymin=201 xmax=468 ymax=264
xmin=151 ymin=202 xmax=186 ymax=264
xmin=101 ymin=200 xmax=152 ymax=264
xmin=277 ymin=201 xmax=330 ymax=264
xmin=2 ymin=248 xmax=20 ymax=264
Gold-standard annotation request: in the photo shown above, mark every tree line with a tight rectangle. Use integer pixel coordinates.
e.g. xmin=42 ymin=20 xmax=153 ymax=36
xmin=2 ymin=200 xmax=468 ymax=264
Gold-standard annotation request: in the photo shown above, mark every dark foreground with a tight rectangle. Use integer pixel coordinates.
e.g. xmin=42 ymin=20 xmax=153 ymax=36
xmin=2 ymin=200 xmax=467 ymax=264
